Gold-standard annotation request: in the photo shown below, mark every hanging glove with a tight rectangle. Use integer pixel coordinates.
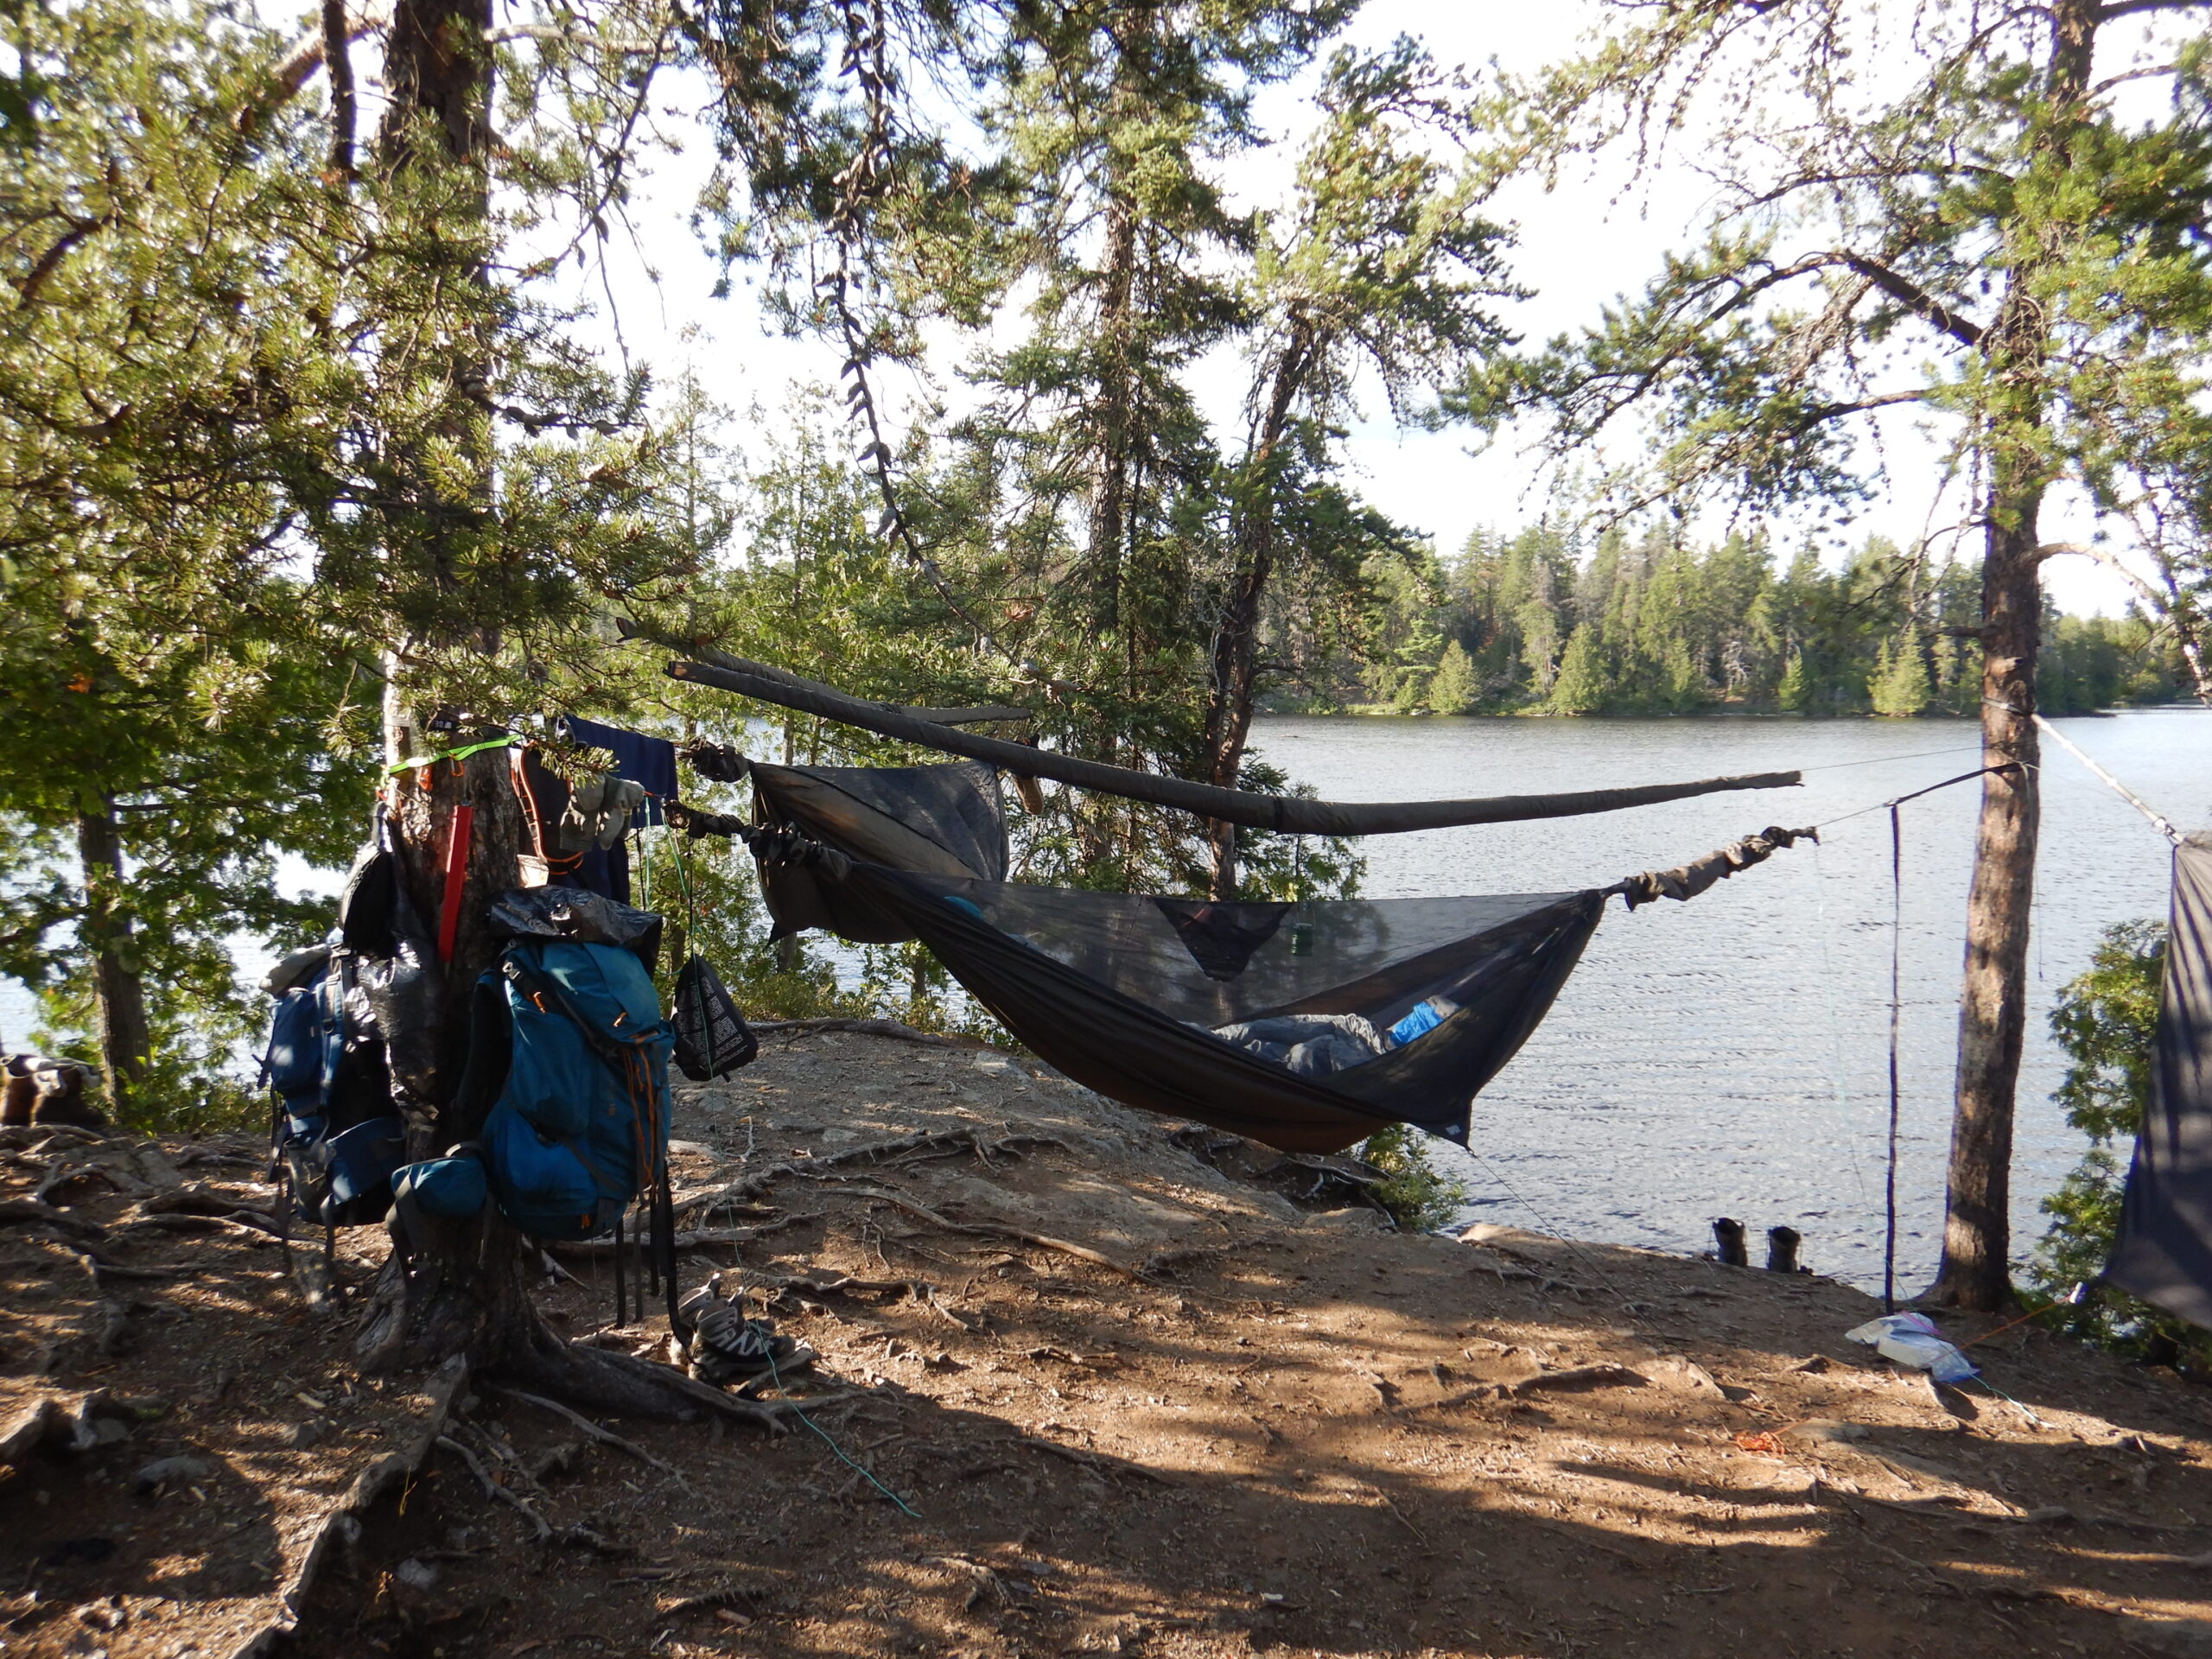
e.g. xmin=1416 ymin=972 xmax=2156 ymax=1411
xmin=556 ymin=775 xmax=647 ymax=850
xmin=596 ymin=779 xmax=646 ymax=847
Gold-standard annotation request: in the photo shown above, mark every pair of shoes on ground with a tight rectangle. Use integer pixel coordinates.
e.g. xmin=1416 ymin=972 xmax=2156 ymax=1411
xmin=673 ymin=1277 xmax=815 ymax=1386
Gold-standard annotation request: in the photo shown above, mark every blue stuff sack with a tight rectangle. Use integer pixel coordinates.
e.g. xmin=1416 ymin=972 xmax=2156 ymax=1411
xmin=392 ymin=1154 xmax=488 ymax=1219
xmin=260 ymin=944 xmax=403 ymax=1227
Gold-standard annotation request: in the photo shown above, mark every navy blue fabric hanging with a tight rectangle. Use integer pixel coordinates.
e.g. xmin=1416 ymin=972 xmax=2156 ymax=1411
xmin=558 ymin=715 xmax=677 ymax=828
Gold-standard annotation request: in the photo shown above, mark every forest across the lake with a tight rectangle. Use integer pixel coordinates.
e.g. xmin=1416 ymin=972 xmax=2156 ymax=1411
xmin=1332 ymin=524 xmax=2183 ymax=719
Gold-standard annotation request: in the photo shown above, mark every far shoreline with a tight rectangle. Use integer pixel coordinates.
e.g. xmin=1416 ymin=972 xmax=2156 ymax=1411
xmin=1255 ymin=703 xmax=2209 ymax=721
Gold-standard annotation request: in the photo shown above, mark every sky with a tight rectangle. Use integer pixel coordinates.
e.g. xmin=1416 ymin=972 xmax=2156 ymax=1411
xmin=538 ymin=0 xmax=2146 ymax=614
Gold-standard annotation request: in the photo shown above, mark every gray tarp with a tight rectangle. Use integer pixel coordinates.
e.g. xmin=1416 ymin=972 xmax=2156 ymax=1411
xmin=750 ymin=760 xmax=1007 ymax=942
xmin=2107 ymin=836 xmax=2212 ymax=1327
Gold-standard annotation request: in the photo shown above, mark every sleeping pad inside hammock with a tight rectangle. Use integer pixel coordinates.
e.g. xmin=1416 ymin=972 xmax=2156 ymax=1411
xmin=822 ymin=861 xmax=1600 ymax=1154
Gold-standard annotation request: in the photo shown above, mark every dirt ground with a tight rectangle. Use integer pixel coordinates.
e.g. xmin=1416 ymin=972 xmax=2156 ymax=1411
xmin=10 ymin=1029 xmax=2212 ymax=1659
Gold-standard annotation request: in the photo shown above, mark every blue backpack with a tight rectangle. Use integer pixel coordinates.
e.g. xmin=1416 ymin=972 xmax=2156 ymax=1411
xmin=401 ymin=936 xmax=673 ymax=1243
xmin=263 ymin=946 xmax=407 ymax=1228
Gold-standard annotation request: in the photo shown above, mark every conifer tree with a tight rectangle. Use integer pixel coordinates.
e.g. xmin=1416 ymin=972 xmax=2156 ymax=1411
xmin=1429 ymin=639 xmax=1479 ymax=715
xmin=1548 ymin=625 xmax=1607 ymax=715
xmin=1777 ymin=652 xmax=1810 ymax=715
xmin=1872 ymin=632 xmax=1934 ymax=718
xmin=1461 ymin=0 xmax=2212 ymax=1305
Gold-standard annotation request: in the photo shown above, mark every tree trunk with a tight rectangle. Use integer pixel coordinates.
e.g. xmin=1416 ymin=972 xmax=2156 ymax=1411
xmin=73 ymin=800 xmax=149 ymax=1118
xmin=1926 ymin=469 xmax=2044 ymax=1312
xmin=1202 ymin=329 xmax=1312 ymax=899
xmin=353 ymin=0 xmax=577 ymax=1384
xmin=1084 ymin=10 xmax=1158 ymax=638
xmin=1926 ymin=0 xmax=2098 ymax=1312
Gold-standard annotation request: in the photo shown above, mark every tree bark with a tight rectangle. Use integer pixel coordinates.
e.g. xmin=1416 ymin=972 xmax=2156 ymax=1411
xmin=73 ymin=800 xmax=149 ymax=1119
xmin=1202 ymin=327 xmax=1312 ymax=899
xmin=1927 ymin=468 xmax=2044 ymax=1312
xmin=354 ymin=0 xmax=550 ymax=1375
xmin=1926 ymin=0 xmax=2097 ymax=1310
xmin=1084 ymin=9 xmax=1158 ymax=638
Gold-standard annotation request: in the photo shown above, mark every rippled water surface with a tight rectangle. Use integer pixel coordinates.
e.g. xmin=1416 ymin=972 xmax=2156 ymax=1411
xmin=1251 ymin=709 xmax=2212 ymax=1292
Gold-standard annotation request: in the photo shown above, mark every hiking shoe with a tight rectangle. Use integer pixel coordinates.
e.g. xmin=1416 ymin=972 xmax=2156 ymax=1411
xmin=687 ymin=1306 xmax=813 ymax=1385
xmin=674 ymin=1278 xmax=813 ymax=1385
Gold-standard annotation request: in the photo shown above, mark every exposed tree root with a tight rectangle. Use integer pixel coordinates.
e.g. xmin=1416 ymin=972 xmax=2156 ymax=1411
xmin=0 ymin=1386 xmax=137 ymax=1465
xmin=744 ymin=1267 xmax=979 ymax=1332
xmin=548 ymin=1215 xmax=813 ymax=1256
xmin=0 ymin=1195 xmax=109 ymax=1243
xmin=495 ymin=1319 xmax=798 ymax=1431
xmin=827 ymin=1184 xmax=1147 ymax=1281
xmin=1012 ymin=1435 xmax=1176 ymax=1485
xmin=227 ymin=1355 xmax=471 ymax=1659
xmin=672 ymin=1127 xmax=1049 ymax=1221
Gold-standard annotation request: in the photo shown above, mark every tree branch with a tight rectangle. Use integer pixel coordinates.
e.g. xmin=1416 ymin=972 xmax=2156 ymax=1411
xmin=2094 ymin=0 xmax=2212 ymax=21
xmin=1833 ymin=251 xmax=1985 ymax=348
xmin=235 ymin=2 xmax=390 ymax=131
xmin=323 ymin=0 xmax=357 ymax=180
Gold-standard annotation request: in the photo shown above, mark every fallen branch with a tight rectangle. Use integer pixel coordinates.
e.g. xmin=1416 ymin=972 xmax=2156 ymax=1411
xmin=749 ymin=1017 xmax=988 ymax=1049
xmin=485 ymin=1384 xmax=688 ymax=1486
xmin=437 ymin=1433 xmax=553 ymax=1541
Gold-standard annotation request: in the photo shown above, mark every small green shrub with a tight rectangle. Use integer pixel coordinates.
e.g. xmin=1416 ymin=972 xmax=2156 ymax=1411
xmin=1357 ymin=1122 xmax=1467 ymax=1232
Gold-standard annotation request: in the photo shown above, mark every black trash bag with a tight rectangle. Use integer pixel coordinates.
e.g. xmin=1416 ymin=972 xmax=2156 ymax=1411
xmin=331 ymin=819 xmax=441 ymax=1112
xmin=671 ymin=956 xmax=757 ymax=1081
xmin=487 ymin=886 xmax=664 ymax=976
xmin=336 ymin=836 xmax=401 ymax=957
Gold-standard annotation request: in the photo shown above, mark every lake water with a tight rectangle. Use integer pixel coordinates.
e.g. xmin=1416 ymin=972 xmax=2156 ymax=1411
xmin=1250 ymin=709 xmax=2212 ymax=1294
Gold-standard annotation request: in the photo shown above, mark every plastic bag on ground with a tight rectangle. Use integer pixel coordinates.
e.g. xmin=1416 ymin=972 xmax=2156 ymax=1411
xmin=1846 ymin=1312 xmax=1979 ymax=1385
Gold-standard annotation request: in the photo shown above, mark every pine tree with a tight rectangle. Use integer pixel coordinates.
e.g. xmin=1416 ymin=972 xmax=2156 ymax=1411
xmin=1871 ymin=632 xmax=1933 ymax=717
xmin=1548 ymin=624 xmax=1607 ymax=715
xmin=1461 ymin=0 xmax=2212 ymax=1303
xmin=1429 ymin=639 xmax=1479 ymax=715
xmin=1777 ymin=651 xmax=1809 ymax=713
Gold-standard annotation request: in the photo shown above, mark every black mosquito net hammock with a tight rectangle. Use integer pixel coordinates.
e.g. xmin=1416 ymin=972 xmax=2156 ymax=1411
xmin=678 ymin=738 xmax=1812 ymax=1154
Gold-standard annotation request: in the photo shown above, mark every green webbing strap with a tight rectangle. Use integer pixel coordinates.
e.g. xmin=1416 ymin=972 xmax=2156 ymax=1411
xmin=386 ymin=735 xmax=518 ymax=776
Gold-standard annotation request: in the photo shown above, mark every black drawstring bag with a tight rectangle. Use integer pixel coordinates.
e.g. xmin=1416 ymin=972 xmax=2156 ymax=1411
xmin=672 ymin=956 xmax=758 ymax=1080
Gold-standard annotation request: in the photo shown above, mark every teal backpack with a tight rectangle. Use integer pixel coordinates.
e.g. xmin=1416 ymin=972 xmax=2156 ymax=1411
xmin=478 ymin=937 xmax=672 ymax=1238
xmin=397 ymin=935 xmax=673 ymax=1262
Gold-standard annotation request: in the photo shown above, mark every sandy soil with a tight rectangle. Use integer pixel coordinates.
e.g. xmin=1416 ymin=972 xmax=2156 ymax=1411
xmin=10 ymin=1031 xmax=2212 ymax=1659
